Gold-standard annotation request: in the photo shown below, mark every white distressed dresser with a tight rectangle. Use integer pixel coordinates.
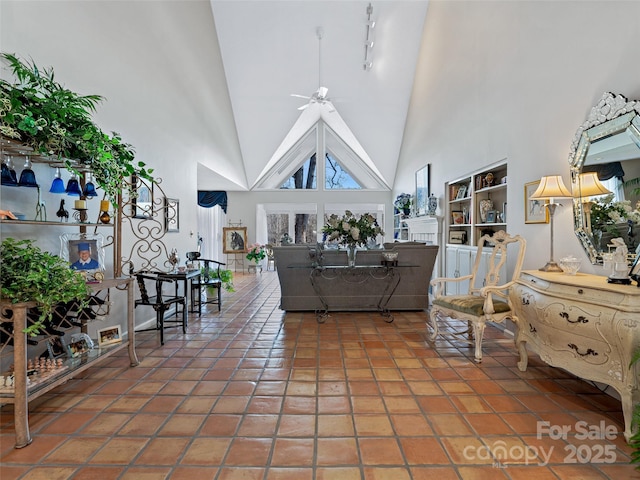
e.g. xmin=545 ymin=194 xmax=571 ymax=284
xmin=510 ymin=270 xmax=640 ymax=441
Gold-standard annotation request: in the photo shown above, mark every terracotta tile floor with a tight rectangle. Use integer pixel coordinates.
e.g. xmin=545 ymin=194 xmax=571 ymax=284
xmin=1 ymin=271 xmax=638 ymax=479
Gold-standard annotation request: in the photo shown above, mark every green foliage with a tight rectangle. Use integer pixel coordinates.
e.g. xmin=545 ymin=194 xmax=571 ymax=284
xmin=206 ymin=268 xmax=235 ymax=292
xmin=0 ymin=238 xmax=90 ymax=335
xmin=246 ymin=244 xmax=266 ymax=264
xmin=0 ymin=53 xmax=154 ymax=202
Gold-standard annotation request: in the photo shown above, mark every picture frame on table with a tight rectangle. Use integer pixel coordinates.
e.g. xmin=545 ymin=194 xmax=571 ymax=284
xmin=524 ymin=180 xmax=550 ymax=224
xmin=164 ymin=197 xmax=179 ymax=232
xmin=47 ymin=336 xmax=69 ymax=359
xmin=97 ymin=325 xmax=122 ymax=347
xmin=223 ymin=226 xmax=248 ymax=253
xmin=415 ymin=164 xmax=430 ymax=216
xmin=60 ymin=233 xmax=105 ymax=273
xmin=132 ymin=174 xmax=154 ymax=219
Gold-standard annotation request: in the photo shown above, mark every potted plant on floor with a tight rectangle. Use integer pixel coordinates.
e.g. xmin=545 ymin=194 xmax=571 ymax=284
xmin=246 ymin=244 xmax=266 ymax=273
xmin=0 ymin=238 xmax=90 ymax=336
xmin=207 ymin=268 xmax=235 ymax=294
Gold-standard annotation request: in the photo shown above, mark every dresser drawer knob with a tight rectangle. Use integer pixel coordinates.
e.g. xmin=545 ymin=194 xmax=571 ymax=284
xmin=577 ymin=289 xmax=584 ymax=294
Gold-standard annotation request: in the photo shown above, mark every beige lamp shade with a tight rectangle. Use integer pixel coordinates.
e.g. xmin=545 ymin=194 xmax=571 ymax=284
xmin=530 ymin=175 xmax=573 ymax=200
xmin=577 ymin=172 xmax=612 ymax=198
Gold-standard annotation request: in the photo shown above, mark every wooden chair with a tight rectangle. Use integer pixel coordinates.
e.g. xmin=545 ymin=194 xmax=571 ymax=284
xmin=428 ymin=230 xmax=526 ymax=363
xmin=186 ymin=253 xmax=226 ymax=315
xmin=134 ymin=272 xmax=186 ymax=345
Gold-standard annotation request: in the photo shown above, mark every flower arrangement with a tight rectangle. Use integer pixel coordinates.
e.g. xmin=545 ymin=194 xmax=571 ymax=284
xmin=246 ymin=243 xmax=266 ymax=263
xmin=590 ymin=194 xmax=640 ymax=235
xmin=394 ymin=193 xmax=412 ymax=212
xmin=322 ymin=210 xmax=384 ymax=247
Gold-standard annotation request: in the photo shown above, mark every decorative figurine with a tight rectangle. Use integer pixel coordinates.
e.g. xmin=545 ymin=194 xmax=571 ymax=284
xmin=56 ymin=199 xmax=69 ymax=222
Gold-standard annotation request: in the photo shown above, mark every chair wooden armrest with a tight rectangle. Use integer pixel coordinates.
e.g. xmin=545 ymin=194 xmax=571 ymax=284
xmin=430 ymin=274 xmax=473 ymax=298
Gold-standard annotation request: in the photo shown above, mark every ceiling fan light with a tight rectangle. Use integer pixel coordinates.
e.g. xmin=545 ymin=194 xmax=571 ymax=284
xmin=363 ymin=61 xmax=373 ymax=71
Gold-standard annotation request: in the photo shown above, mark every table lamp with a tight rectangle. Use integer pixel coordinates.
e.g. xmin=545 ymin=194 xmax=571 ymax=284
xmin=576 ymin=172 xmax=612 ymax=234
xmin=530 ymin=175 xmax=573 ymax=272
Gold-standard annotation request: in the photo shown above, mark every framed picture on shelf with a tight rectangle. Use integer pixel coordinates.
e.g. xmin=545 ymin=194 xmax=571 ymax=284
xmin=524 ymin=180 xmax=549 ymax=224
xmin=415 ymin=164 xmax=430 ymax=216
xmin=164 ymin=197 xmax=179 ymax=232
xmin=223 ymin=226 xmax=248 ymax=253
xmin=451 ymin=211 xmax=464 ymax=225
xmin=449 ymin=230 xmax=466 ymax=244
xmin=455 ymin=184 xmax=468 ymax=200
xmin=47 ymin=336 xmax=69 ymax=359
xmin=97 ymin=326 xmax=122 ymax=347
xmin=60 ymin=233 xmax=106 ymax=273
xmin=486 ymin=210 xmax=497 ymax=223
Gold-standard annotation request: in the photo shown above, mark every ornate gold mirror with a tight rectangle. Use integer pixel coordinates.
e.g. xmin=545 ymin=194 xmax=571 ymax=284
xmin=569 ymin=92 xmax=640 ymax=264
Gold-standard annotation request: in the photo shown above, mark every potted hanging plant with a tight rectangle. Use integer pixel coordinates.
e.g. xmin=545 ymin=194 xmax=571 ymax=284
xmin=0 ymin=238 xmax=91 ymax=336
xmin=0 ymin=53 xmax=154 ymax=202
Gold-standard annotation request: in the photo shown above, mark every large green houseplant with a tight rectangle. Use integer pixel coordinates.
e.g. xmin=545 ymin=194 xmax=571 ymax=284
xmin=0 ymin=238 xmax=91 ymax=336
xmin=0 ymin=53 xmax=153 ymax=201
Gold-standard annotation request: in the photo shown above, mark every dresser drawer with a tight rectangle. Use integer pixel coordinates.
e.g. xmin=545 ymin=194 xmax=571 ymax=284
xmin=512 ymin=283 xmax=616 ymax=337
xmin=519 ymin=272 xmax=626 ymax=306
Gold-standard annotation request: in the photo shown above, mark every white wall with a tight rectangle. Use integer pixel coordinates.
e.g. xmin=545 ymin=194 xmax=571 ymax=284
xmin=395 ymin=0 xmax=640 ymax=274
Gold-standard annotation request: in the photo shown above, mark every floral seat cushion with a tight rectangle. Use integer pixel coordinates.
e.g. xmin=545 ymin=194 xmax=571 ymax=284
xmin=432 ymin=294 xmax=510 ymax=316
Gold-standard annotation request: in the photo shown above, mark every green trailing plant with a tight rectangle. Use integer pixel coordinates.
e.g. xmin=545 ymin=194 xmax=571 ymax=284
xmin=631 ymin=348 xmax=640 ymax=470
xmin=206 ymin=268 xmax=235 ymax=293
xmin=0 ymin=53 xmax=154 ymax=202
xmin=0 ymin=238 xmax=91 ymax=336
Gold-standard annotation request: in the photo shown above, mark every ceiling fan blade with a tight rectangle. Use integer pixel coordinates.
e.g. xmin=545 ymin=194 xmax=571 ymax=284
xmin=291 ymin=94 xmax=310 ymax=99
xmin=297 ymin=104 xmax=309 ymax=111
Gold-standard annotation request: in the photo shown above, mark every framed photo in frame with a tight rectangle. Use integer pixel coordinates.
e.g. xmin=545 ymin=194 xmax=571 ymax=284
xmin=97 ymin=325 xmax=122 ymax=347
xmin=223 ymin=226 xmax=248 ymax=253
xmin=486 ymin=210 xmax=496 ymax=223
xmin=132 ymin=174 xmax=154 ymax=219
xmin=47 ymin=336 xmax=69 ymax=359
xmin=524 ymin=180 xmax=550 ymax=224
xmin=449 ymin=230 xmax=466 ymax=244
xmin=164 ymin=197 xmax=179 ymax=232
xmin=455 ymin=184 xmax=468 ymax=200
xmin=415 ymin=164 xmax=430 ymax=216
xmin=451 ymin=211 xmax=464 ymax=225
xmin=60 ymin=233 xmax=106 ymax=273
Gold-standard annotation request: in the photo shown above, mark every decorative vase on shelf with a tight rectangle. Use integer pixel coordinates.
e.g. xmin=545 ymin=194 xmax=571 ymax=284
xmin=427 ymin=194 xmax=438 ymax=215
xmin=347 ymin=244 xmax=357 ymax=267
xmin=479 ymin=199 xmax=493 ymax=223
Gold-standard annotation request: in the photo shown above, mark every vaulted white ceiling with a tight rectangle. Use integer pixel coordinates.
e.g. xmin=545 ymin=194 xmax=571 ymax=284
xmin=208 ymin=1 xmax=429 ymax=190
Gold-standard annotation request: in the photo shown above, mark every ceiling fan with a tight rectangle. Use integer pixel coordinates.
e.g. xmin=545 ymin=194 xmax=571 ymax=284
xmin=291 ymin=27 xmax=334 ymax=112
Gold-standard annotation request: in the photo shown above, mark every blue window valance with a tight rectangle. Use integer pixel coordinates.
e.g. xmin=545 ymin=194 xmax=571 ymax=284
xmin=198 ymin=191 xmax=227 ymax=213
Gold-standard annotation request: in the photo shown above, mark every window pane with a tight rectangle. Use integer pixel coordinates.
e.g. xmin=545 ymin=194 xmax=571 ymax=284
xmin=280 ymin=154 xmax=317 ymax=190
xmin=325 ymin=154 xmax=362 ymax=189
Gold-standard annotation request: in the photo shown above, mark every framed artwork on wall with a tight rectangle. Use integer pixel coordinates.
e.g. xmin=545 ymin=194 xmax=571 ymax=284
xmin=132 ymin=174 xmax=154 ymax=219
xmin=223 ymin=226 xmax=248 ymax=253
xmin=415 ymin=164 xmax=430 ymax=216
xmin=524 ymin=180 xmax=550 ymax=224
xmin=164 ymin=197 xmax=179 ymax=232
